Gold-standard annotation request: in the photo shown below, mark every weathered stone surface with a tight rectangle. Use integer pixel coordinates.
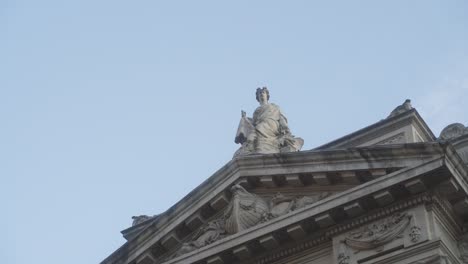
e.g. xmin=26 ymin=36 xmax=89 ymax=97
xmin=315 ymin=213 xmax=335 ymax=228
xmin=232 ymin=245 xmax=251 ymax=260
xmin=136 ymin=253 xmax=155 ymax=264
xmin=224 ymin=185 xmax=269 ymax=234
xmin=161 ymin=232 xmax=180 ymax=249
xmin=206 ymin=256 xmax=224 ymax=264
xmin=286 ymin=224 xmax=307 ymax=240
xmin=344 ymin=202 xmax=364 ymax=217
xmin=185 ymin=212 xmax=205 ymax=231
xmin=259 ymin=234 xmax=279 ymax=249
xmin=313 ymin=173 xmax=330 ymax=185
xmin=285 ymin=174 xmax=304 ymax=186
xmin=373 ymin=190 xmax=394 ymax=206
xmin=210 ymin=193 xmax=229 ymax=211
xmin=404 ymin=179 xmax=426 ymax=194
xmin=259 ymin=175 xmax=276 ymax=188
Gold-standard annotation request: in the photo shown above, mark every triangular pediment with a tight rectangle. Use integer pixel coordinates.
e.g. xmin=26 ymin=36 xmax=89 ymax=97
xmin=315 ymin=109 xmax=435 ymax=150
xmin=101 ymin=142 xmax=468 ymax=264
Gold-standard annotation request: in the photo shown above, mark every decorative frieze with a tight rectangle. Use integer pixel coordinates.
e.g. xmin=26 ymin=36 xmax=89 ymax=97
xmin=333 ymin=206 xmax=429 ymax=264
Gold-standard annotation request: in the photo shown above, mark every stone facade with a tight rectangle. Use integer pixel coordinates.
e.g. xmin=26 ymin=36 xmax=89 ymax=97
xmin=101 ymin=99 xmax=468 ymax=264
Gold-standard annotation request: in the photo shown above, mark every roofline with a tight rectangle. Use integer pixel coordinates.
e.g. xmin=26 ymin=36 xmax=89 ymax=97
xmin=314 ymin=109 xmax=436 ymax=150
xmin=101 ymin=142 xmax=449 ymax=264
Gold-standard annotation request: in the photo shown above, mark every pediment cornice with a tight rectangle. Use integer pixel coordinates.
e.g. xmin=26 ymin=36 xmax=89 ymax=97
xmin=101 ymin=142 xmax=467 ymax=264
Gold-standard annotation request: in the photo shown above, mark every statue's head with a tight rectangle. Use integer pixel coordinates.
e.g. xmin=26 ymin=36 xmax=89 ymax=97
xmin=256 ymin=87 xmax=270 ymax=103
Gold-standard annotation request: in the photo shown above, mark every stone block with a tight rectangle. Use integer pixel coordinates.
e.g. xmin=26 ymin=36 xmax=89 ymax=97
xmin=260 ymin=176 xmax=277 ymax=188
xmin=285 ymin=174 xmax=304 ymax=187
xmin=234 ymin=178 xmax=252 ymax=189
xmin=315 ymin=213 xmax=335 ymax=228
xmin=312 ymin=173 xmax=330 ymax=185
xmin=160 ymin=232 xmax=180 ymax=249
xmin=206 ymin=256 xmax=224 ymax=264
xmin=232 ymin=245 xmax=251 ymax=260
xmin=370 ymin=169 xmax=386 ymax=178
xmin=259 ymin=234 xmax=279 ymax=250
xmin=340 ymin=171 xmax=360 ymax=184
xmin=438 ymin=178 xmax=460 ymax=195
xmin=286 ymin=224 xmax=307 ymax=240
xmin=136 ymin=253 xmax=155 ymax=264
xmin=210 ymin=193 xmax=229 ymax=211
xmin=373 ymin=190 xmax=394 ymax=206
xmin=344 ymin=202 xmax=364 ymax=217
xmin=453 ymin=198 xmax=468 ymax=215
xmin=185 ymin=212 xmax=204 ymax=231
xmin=404 ymin=179 xmax=426 ymax=194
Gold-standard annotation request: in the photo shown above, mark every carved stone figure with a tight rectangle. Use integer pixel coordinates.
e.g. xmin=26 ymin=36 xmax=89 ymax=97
xmin=409 ymin=226 xmax=422 ymax=243
xmin=294 ymin=193 xmax=330 ymax=210
xmin=131 ymin=215 xmax=153 ymax=226
xmin=262 ymin=193 xmax=295 ymax=221
xmin=176 ymin=219 xmax=226 ymax=256
xmin=234 ymin=87 xmax=304 ymax=156
xmin=224 ymin=184 xmax=269 ymax=234
xmin=343 ymin=212 xmax=412 ymax=251
xmin=337 ymin=253 xmax=350 ymax=264
xmin=174 ymin=189 xmax=331 ymax=258
xmin=388 ymin=99 xmax=413 ymax=118
xmin=262 ymin=192 xmax=330 ymax=222
xmin=439 ymin=123 xmax=468 ymax=140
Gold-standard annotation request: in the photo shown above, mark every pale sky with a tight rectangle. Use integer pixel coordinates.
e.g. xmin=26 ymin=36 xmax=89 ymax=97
xmin=2 ymin=1 xmax=468 ymax=264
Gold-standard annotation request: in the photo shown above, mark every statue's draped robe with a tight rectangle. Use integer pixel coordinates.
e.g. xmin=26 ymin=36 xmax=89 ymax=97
xmin=252 ymin=103 xmax=284 ymax=153
xmin=235 ymin=103 xmax=303 ymax=156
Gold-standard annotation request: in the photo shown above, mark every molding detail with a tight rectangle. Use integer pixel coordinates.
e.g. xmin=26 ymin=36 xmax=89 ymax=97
xmin=459 ymin=234 xmax=468 ymax=264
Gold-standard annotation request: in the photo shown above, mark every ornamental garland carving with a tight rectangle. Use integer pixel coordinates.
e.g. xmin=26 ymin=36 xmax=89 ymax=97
xmin=173 ymin=184 xmax=329 ymax=257
xmin=343 ymin=212 xmax=412 ymax=251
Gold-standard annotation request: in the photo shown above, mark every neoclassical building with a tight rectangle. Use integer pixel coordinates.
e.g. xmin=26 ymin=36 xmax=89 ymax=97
xmin=102 ymin=92 xmax=468 ymax=264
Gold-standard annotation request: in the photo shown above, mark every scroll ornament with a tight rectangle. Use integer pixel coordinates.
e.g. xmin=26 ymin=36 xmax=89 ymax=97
xmin=343 ymin=212 xmax=412 ymax=251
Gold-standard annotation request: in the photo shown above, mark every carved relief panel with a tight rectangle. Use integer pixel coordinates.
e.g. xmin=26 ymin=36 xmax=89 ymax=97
xmin=332 ymin=205 xmax=430 ymax=264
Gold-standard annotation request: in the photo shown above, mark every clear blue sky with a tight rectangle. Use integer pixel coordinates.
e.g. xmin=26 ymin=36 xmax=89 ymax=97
xmin=2 ymin=1 xmax=468 ymax=264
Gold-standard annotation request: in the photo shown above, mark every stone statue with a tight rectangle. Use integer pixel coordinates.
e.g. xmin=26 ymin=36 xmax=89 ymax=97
xmin=439 ymin=123 xmax=468 ymax=141
xmin=234 ymin=87 xmax=304 ymax=156
xmin=224 ymin=184 xmax=269 ymax=234
xmin=388 ymin=99 xmax=413 ymax=118
xmin=176 ymin=219 xmax=226 ymax=256
xmin=131 ymin=215 xmax=153 ymax=226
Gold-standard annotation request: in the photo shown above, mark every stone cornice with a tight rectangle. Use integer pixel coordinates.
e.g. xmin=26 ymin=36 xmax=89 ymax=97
xmin=161 ymin=158 xmax=446 ymax=264
xmin=100 ymin=143 xmax=462 ymax=264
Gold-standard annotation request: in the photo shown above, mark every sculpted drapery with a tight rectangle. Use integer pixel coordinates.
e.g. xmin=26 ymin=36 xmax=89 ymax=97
xmin=234 ymin=87 xmax=303 ymax=156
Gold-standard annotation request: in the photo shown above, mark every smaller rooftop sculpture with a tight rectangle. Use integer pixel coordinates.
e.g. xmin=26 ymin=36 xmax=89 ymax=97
xmin=234 ymin=87 xmax=304 ymax=157
xmin=439 ymin=123 xmax=468 ymax=141
xmin=388 ymin=99 xmax=413 ymax=118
